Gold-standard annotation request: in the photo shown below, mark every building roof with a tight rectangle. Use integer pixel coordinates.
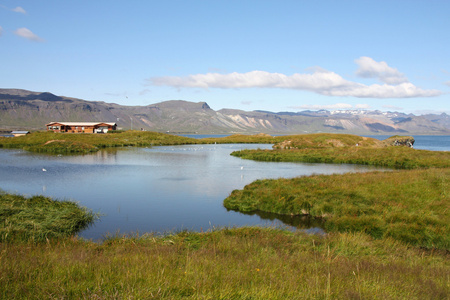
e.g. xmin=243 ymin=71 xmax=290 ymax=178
xmin=11 ymin=131 xmax=30 ymax=134
xmin=46 ymin=122 xmax=116 ymax=126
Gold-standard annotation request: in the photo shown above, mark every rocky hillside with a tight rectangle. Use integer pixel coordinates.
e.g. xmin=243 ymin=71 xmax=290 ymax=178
xmin=1 ymin=88 xmax=449 ymax=135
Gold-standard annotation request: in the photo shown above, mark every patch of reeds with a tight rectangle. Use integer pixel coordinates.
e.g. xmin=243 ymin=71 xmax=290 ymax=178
xmin=0 ymin=192 xmax=98 ymax=242
xmin=0 ymin=227 xmax=448 ymax=299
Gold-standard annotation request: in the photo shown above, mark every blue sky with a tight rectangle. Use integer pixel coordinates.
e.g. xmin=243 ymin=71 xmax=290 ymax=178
xmin=1 ymin=0 xmax=449 ymax=114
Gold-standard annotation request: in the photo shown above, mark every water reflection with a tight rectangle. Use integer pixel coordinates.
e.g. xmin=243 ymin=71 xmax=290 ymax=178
xmin=227 ymin=208 xmax=326 ymax=234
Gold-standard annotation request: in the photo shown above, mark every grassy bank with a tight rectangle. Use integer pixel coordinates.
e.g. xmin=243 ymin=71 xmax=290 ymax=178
xmin=1 ymin=227 xmax=448 ymax=299
xmin=231 ymin=146 xmax=450 ymax=169
xmin=0 ymin=192 xmax=97 ymax=242
xmin=225 ymin=168 xmax=450 ymax=250
xmin=0 ymin=131 xmax=198 ymax=154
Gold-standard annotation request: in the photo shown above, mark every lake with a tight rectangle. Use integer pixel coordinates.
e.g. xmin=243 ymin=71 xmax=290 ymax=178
xmin=1 ymin=135 xmax=449 ymax=240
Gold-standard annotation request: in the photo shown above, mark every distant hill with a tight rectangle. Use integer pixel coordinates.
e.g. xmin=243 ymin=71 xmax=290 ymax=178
xmin=1 ymin=88 xmax=449 ymax=135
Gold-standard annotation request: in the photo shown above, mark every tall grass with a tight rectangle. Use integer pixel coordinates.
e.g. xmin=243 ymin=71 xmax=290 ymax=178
xmin=0 ymin=227 xmax=448 ymax=299
xmin=0 ymin=192 xmax=98 ymax=242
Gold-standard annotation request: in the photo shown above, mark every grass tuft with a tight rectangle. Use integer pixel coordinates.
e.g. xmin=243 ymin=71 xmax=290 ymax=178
xmin=0 ymin=191 xmax=98 ymax=242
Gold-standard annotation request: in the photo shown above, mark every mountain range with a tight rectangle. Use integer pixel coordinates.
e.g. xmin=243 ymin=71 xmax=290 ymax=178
xmin=1 ymin=88 xmax=449 ymax=135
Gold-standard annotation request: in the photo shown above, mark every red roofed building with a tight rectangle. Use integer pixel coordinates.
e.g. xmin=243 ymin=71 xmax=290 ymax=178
xmin=46 ymin=122 xmax=117 ymax=133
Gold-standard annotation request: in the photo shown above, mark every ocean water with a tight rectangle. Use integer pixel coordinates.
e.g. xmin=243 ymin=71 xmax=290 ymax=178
xmin=366 ymin=135 xmax=450 ymax=151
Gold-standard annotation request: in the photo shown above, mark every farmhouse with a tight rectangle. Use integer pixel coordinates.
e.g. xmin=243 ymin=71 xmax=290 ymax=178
xmin=46 ymin=122 xmax=117 ymax=133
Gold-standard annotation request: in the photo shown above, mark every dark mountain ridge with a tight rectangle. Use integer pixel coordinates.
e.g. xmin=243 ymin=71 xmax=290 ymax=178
xmin=1 ymin=88 xmax=449 ymax=135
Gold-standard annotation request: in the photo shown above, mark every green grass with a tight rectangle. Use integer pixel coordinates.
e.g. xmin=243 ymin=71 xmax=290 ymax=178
xmin=231 ymin=147 xmax=450 ymax=169
xmin=0 ymin=131 xmax=387 ymax=154
xmin=0 ymin=130 xmax=198 ymax=154
xmin=0 ymin=192 xmax=98 ymax=242
xmin=0 ymin=227 xmax=448 ymax=299
xmin=225 ymin=168 xmax=450 ymax=250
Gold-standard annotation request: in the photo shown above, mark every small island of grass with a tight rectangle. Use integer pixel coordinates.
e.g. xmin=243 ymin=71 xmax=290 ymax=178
xmin=0 ymin=191 xmax=98 ymax=242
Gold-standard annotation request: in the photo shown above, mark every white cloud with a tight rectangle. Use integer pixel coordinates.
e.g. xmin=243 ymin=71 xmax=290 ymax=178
xmin=444 ymin=81 xmax=450 ymax=87
xmin=0 ymin=26 xmax=3 ymax=36
xmin=148 ymin=66 xmax=441 ymax=99
xmin=150 ymin=69 xmax=353 ymax=91
xmin=355 ymin=56 xmax=408 ymax=84
xmin=14 ymin=27 xmax=44 ymax=42
xmin=12 ymin=6 xmax=26 ymax=14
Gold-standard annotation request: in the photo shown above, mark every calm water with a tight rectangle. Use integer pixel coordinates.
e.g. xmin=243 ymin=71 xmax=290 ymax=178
xmin=1 ymin=135 xmax=448 ymax=240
